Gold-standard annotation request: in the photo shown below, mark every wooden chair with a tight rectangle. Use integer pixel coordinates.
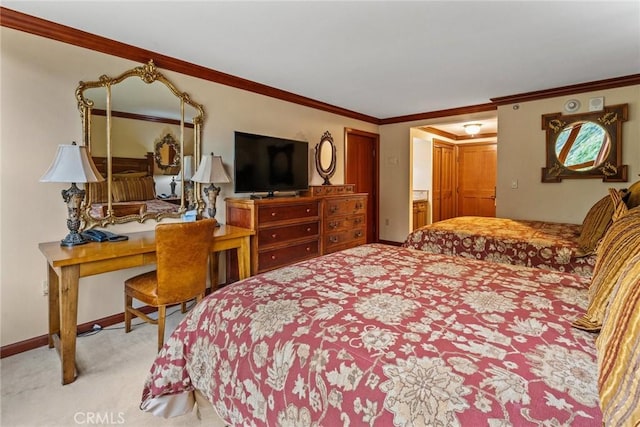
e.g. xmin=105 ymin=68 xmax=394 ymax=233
xmin=124 ymin=219 xmax=217 ymax=351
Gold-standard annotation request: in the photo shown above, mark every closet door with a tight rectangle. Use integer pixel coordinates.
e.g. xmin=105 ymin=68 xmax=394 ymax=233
xmin=432 ymin=140 xmax=456 ymax=222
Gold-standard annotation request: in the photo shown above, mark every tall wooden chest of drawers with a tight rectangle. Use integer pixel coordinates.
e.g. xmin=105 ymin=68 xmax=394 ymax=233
xmin=304 ymin=185 xmax=367 ymax=255
xmin=226 ymin=197 xmax=321 ymax=275
xmin=321 ymin=192 xmax=367 ymax=254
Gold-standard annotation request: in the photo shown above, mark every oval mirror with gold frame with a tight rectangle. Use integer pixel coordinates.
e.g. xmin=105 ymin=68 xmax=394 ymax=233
xmin=541 ymin=103 xmax=628 ymax=182
xmin=76 ymin=60 xmax=205 ymax=228
xmin=315 ymin=131 xmax=337 ymax=185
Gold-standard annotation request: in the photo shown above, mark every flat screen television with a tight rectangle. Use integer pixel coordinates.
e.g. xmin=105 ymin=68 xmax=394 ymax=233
xmin=234 ymin=131 xmax=309 ymax=196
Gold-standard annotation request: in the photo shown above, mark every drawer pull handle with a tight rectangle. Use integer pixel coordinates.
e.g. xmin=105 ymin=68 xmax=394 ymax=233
xmin=355 ymin=231 xmax=363 ymax=238
xmin=306 ymin=227 xmax=312 ymax=232
xmin=306 ymin=208 xmax=311 ymax=213
xmin=271 ymin=233 xmax=277 ymax=239
xmin=329 ymin=236 xmax=339 ymax=243
xmin=271 ymin=255 xmax=277 ymax=260
xmin=353 ymin=218 xmax=362 ymax=225
xmin=355 ymin=203 xmax=363 ymax=210
xmin=329 ymin=221 xmax=338 ymax=229
xmin=271 ymin=212 xmax=277 ymax=217
xmin=306 ymin=247 xmax=311 ymax=252
xmin=330 ymin=206 xmax=338 ymax=213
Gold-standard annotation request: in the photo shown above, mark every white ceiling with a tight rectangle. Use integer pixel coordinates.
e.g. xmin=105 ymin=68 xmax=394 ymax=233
xmin=4 ymin=1 xmax=640 ymax=121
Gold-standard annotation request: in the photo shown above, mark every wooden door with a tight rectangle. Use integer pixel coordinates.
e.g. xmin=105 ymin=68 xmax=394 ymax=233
xmin=345 ymin=128 xmax=379 ymax=243
xmin=432 ymin=140 xmax=455 ymax=222
xmin=457 ymin=142 xmax=497 ymax=217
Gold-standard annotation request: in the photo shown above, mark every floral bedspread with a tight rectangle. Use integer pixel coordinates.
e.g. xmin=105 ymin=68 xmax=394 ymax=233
xmin=141 ymin=244 xmax=602 ymax=426
xmin=403 ymin=216 xmax=595 ymax=277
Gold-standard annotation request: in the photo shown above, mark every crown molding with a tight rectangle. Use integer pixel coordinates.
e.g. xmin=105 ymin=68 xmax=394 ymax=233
xmin=380 ymin=103 xmax=497 ymax=125
xmin=0 ymin=7 xmax=380 ymax=125
xmin=491 ymin=74 xmax=640 ymax=105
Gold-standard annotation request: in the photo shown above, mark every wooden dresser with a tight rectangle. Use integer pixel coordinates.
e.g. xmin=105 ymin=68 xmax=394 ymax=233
xmin=226 ymin=185 xmax=367 ymax=277
xmin=226 ymin=197 xmax=321 ymax=275
xmin=306 ymin=185 xmax=367 ymax=254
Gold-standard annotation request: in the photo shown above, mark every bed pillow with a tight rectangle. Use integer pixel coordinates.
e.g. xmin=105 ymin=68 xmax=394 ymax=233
xmin=626 ymin=179 xmax=640 ymax=209
xmin=112 ymin=176 xmax=156 ymax=202
xmin=609 ymin=187 xmax=629 ymax=221
xmin=572 ymin=205 xmax=640 ymax=331
xmin=87 ymin=180 xmax=109 ymax=203
xmin=596 ymin=252 xmax=640 ymax=427
xmin=576 ymin=189 xmax=625 ymax=255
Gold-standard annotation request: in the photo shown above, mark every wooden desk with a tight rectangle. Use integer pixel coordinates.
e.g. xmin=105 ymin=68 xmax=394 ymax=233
xmin=38 ymin=224 xmax=254 ymax=385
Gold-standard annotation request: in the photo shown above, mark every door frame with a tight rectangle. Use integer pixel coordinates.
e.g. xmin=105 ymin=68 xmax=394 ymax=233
xmin=345 ymin=127 xmax=380 ymax=243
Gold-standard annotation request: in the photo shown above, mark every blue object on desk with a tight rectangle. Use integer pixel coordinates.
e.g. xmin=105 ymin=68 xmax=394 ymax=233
xmin=182 ymin=210 xmax=197 ymax=222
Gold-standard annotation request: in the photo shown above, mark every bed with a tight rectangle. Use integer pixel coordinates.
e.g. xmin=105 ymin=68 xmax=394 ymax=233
xmin=87 ymin=153 xmax=178 ymax=218
xmin=402 ymin=216 xmax=596 ymax=277
xmin=140 ymin=196 xmax=640 ymax=426
xmin=402 ymin=186 xmax=640 ymax=278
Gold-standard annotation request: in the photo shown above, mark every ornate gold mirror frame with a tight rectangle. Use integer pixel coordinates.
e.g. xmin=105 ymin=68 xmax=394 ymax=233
xmin=314 ymin=131 xmax=337 ymax=185
xmin=76 ymin=60 xmax=205 ymax=228
xmin=541 ymin=103 xmax=628 ymax=182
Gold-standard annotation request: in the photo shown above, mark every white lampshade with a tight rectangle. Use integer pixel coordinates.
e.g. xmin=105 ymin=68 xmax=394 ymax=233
xmin=177 ymin=155 xmax=193 ymax=181
xmin=40 ymin=143 xmax=104 ymax=183
xmin=191 ymin=153 xmax=231 ymax=184
xmin=464 ymin=123 xmax=482 ymax=136
xmin=183 ymin=155 xmax=193 ymax=180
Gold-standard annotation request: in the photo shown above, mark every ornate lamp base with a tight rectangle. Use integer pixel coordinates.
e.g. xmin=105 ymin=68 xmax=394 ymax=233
xmin=60 ymin=182 xmax=89 ymax=246
xmin=203 ymin=184 xmax=222 ymax=227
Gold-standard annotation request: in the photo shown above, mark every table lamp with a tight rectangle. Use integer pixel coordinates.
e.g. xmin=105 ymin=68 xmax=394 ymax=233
xmin=191 ymin=152 xmax=231 ymax=224
xmin=40 ymin=142 xmax=104 ymax=246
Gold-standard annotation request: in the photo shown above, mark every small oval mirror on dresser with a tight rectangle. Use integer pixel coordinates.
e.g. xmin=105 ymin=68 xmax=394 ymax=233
xmin=76 ymin=60 xmax=205 ymax=228
xmin=315 ymin=131 xmax=337 ymax=185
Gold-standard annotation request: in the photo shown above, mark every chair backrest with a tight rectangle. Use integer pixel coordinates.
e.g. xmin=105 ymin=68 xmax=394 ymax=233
xmin=154 ymin=218 xmax=216 ymax=304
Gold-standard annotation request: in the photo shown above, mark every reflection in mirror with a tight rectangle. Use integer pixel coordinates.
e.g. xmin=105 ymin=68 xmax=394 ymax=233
xmin=555 ymin=121 xmax=610 ymax=171
xmin=76 ymin=60 xmax=205 ymax=228
xmin=314 ymin=131 xmax=337 ymax=185
xmin=154 ymin=132 xmax=180 ymax=174
xmin=541 ymin=104 xmax=628 ymax=183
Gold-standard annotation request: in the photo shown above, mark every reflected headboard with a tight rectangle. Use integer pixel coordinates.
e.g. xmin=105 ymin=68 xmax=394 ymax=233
xmin=92 ymin=152 xmax=154 ymax=177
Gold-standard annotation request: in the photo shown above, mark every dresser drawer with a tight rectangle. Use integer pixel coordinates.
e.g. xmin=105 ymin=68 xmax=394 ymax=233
xmin=259 ymin=240 xmax=320 ymax=271
xmin=325 ymin=214 xmax=365 ymax=233
xmin=325 ymin=228 xmax=366 ymax=246
xmin=325 ymin=197 xmax=366 ymax=218
xmin=324 ymin=229 xmax=366 ymax=254
xmin=258 ymin=222 xmax=319 ymax=246
xmin=258 ymin=202 xmax=319 ymax=224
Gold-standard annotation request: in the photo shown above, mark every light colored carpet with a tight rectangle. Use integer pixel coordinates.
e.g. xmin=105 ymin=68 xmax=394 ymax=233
xmin=1 ymin=308 xmax=205 ymax=427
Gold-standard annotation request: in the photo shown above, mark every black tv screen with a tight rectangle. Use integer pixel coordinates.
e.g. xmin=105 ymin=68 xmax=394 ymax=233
xmin=234 ymin=131 xmax=309 ymax=195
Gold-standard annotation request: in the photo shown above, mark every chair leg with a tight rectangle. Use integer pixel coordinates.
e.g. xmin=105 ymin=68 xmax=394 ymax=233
xmin=125 ymin=294 xmax=133 ymax=333
xmin=157 ymin=305 xmax=166 ymax=352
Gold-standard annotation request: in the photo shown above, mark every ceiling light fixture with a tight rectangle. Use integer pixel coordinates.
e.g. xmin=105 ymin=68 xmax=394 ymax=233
xmin=464 ymin=123 xmax=482 ymax=136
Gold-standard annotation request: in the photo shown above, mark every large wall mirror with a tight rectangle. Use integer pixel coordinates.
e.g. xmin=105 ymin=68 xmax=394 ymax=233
xmin=541 ymin=103 xmax=628 ymax=182
xmin=76 ymin=60 xmax=205 ymax=228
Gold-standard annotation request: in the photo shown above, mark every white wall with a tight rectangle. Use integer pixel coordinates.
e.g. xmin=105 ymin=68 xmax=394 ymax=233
xmin=0 ymin=27 xmax=377 ymax=346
